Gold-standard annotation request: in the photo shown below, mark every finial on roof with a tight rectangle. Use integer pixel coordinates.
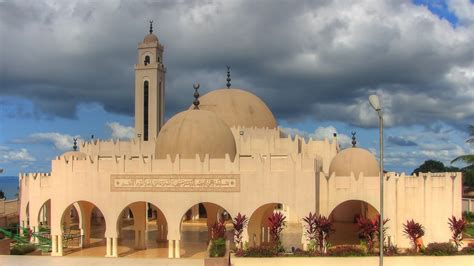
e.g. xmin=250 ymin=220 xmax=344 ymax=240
xmin=226 ymin=65 xmax=231 ymax=88
xmin=149 ymin=20 xmax=154 ymax=34
xmin=351 ymin=131 xmax=356 ymax=147
xmin=193 ymin=82 xmax=200 ymax=109
xmin=73 ymin=138 xmax=78 ymax=151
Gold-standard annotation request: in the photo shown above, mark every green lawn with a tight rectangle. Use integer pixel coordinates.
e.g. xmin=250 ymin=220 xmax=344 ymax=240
xmin=465 ymin=224 xmax=474 ymax=237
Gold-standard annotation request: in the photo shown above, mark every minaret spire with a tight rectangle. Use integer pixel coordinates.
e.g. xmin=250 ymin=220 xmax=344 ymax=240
xmin=73 ymin=138 xmax=78 ymax=151
xmin=193 ymin=83 xmax=200 ymax=109
xmin=226 ymin=65 xmax=231 ymax=88
xmin=149 ymin=20 xmax=154 ymax=34
xmin=351 ymin=131 xmax=357 ymax=147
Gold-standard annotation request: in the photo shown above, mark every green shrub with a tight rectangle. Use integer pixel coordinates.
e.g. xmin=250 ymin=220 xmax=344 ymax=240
xmin=209 ymin=238 xmax=226 ymax=257
xmin=10 ymin=244 xmax=37 ymax=255
xmin=423 ymin=242 xmax=457 ymax=256
xmin=327 ymin=245 xmax=367 ymax=256
xmin=463 ymin=211 xmax=474 ymax=223
xmin=241 ymin=246 xmax=278 ymax=257
xmin=460 ymin=243 xmax=474 ymax=255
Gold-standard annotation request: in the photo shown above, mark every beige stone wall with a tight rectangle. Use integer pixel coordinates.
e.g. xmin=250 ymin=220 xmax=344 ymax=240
xmin=19 ymin=153 xmax=318 ymax=244
xmin=318 ymin=171 xmax=462 ymax=248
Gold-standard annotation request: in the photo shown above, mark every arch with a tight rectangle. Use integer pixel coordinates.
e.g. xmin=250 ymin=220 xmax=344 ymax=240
xmin=60 ymin=200 xmax=107 ymax=255
xmin=37 ymin=199 xmax=51 ymax=229
xmin=179 ymin=202 xmax=233 ymax=258
xmin=115 ymin=201 xmax=168 ymax=257
xmin=328 ymin=200 xmax=379 ymax=246
xmin=144 ymin=55 xmax=150 ymax=65
xmin=25 ymin=202 xmax=30 ymax=227
xmin=247 ymin=202 xmax=285 ymax=247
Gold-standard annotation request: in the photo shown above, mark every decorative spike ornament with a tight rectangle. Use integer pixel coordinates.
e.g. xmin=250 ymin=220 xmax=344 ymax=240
xmin=226 ymin=65 xmax=231 ymax=88
xmin=193 ymin=83 xmax=200 ymax=109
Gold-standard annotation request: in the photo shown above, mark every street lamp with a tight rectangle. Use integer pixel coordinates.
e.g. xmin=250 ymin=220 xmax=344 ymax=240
xmin=369 ymin=95 xmax=384 ymax=266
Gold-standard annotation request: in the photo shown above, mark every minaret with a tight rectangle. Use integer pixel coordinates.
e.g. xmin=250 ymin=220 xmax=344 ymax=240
xmin=134 ymin=20 xmax=166 ymax=141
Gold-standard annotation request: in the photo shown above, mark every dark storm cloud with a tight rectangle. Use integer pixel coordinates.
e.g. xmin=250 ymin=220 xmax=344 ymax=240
xmin=1 ymin=0 xmax=473 ymax=128
xmin=387 ymin=136 xmax=417 ymax=147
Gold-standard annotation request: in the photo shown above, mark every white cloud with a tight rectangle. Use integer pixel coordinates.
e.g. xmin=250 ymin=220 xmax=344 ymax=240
xmin=14 ymin=132 xmax=76 ymax=151
xmin=448 ymin=0 xmax=474 ymax=25
xmin=0 ymin=146 xmax=36 ymax=163
xmin=106 ymin=122 xmax=134 ymax=139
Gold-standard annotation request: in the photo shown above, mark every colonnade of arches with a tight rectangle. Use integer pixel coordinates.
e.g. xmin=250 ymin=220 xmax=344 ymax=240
xmin=22 ymin=199 xmax=379 ymax=258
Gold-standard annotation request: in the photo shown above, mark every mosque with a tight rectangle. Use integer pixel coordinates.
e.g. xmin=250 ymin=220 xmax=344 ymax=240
xmin=18 ymin=23 xmax=462 ymax=258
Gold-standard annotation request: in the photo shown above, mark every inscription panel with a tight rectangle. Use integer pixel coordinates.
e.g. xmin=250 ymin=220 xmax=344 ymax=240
xmin=110 ymin=174 xmax=240 ymax=192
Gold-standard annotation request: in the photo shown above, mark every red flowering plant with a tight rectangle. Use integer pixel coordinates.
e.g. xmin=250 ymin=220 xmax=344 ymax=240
xmin=448 ymin=215 xmax=467 ymax=248
xmin=268 ymin=212 xmax=287 ymax=252
xmin=357 ymin=214 xmax=389 ymax=253
xmin=232 ymin=213 xmax=248 ymax=251
xmin=403 ymin=219 xmax=425 ymax=252
xmin=210 ymin=219 xmax=226 ymax=240
xmin=303 ymin=212 xmax=334 ymax=254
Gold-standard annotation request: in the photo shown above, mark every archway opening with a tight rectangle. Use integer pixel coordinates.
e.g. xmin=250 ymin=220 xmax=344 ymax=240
xmin=248 ymin=203 xmax=289 ymax=248
xmin=61 ymin=201 xmax=106 ymax=256
xmin=116 ymin=202 xmax=168 ymax=257
xmin=328 ymin=200 xmax=379 ymax=245
xmin=25 ymin=202 xmax=30 ymax=227
xmin=37 ymin=199 xmax=51 ymax=230
xmin=180 ymin=202 xmax=233 ymax=258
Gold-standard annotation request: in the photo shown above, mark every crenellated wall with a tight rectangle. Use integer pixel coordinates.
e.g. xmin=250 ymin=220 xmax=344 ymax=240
xmin=77 ymin=126 xmax=339 ymax=175
xmin=318 ymin=171 xmax=462 ymax=248
xmin=19 ymin=152 xmax=319 ymax=247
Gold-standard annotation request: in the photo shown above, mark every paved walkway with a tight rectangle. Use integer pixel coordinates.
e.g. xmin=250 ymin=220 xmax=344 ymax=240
xmin=0 ymin=256 xmax=204 ymax=266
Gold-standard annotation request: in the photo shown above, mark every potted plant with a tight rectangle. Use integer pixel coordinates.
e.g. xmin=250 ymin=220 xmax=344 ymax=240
xmin=205 ymin=219 xmax=227 ymax=266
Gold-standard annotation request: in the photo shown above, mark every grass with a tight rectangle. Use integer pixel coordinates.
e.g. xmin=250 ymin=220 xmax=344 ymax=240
xmin=465 ymin=224 xmax=474 ymax=237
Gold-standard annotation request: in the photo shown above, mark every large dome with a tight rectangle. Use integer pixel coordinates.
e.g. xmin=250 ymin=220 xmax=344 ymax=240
xmin=155 ymin=109 xmax=236 ymax=161
xmin=329 ymin=147 xmax=379 ymax=177
xmin=195 ymin=88 xmax=277 ymax=129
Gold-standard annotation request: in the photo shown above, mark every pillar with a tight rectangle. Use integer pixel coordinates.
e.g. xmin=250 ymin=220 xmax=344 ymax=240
xmin=174 ymin=240 xmax=180 ymax=258
xmin=106 ymin=237 xmax=112 ymax=257
xmin=191 ymin=205 xmax=199 ymax=220
xmin=31 ymin=226 xmax=38 ymax=244
xmin=58 ymin=234 xmax=63 ymax=255
xmin=112 ymin=237 xmax=118 ymax=257
xmin=168 ymin=240 xmax=174 ymax=258
xmin=129 ymin=202 xmax=147 ymax=250
xmin=51 ymin=235 xmax=58 ymax=254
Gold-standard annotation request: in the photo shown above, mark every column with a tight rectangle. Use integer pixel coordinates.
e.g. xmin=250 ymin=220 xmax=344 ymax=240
xmin=31 ymin=226 xmax=38 ymax=244
xmin=51 ymin=235 xmax=58 ymax=255
xmin=57 ymin=234 xmax=63 ymax=256
xmin=168 ymin=240 xmax=174 ymax=258
xmin=112 ymin=237 xmax=118 ymax=257
xmin=241 ymin=227 xmax=249 ymax=249
xmin=174 ymin=240 xmax=180 ymax=258
xmin=105 ymin=237 xmax=112 ymax=257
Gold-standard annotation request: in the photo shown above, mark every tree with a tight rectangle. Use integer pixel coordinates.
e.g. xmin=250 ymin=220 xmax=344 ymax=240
xmin=411 ymin=160 xmax=459 ymax=175
xmin=451 ymin=125 xmax=474 ymax=187
xmin=0 ymin=190 xmax=5 ymax=199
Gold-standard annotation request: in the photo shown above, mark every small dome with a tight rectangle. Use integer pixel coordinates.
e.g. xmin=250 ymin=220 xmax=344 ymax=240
xmin=61 ymin=151 xmax=87 ymax=160
xmin=195 ymin=88 xmax=277 ymax=129
xmin=329 ymin=147 xmax=379 ymax=177
xmin=155 ymin=109 xmax=236 ymax=161
xmin=143 ymin=33 xmax=159 ymax=43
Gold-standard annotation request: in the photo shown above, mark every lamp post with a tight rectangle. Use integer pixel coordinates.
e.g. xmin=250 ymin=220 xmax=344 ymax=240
xmin=369 ymin=95 xmax=384 ymax=266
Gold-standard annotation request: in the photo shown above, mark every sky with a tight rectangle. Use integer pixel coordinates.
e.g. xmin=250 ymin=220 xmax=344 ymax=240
xmin=0 ymin=0 xmax=473 ymax=176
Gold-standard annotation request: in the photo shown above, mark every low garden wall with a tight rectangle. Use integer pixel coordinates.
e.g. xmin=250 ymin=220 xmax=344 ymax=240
xmin=231 ymin=255 xmax=474 ymax=266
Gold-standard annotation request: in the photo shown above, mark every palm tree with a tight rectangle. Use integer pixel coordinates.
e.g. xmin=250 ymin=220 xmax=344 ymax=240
xmin=452 ymin=125 xmax=474 ymax=187
xmin=452 ymin=125 xmax=474 ymax=165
